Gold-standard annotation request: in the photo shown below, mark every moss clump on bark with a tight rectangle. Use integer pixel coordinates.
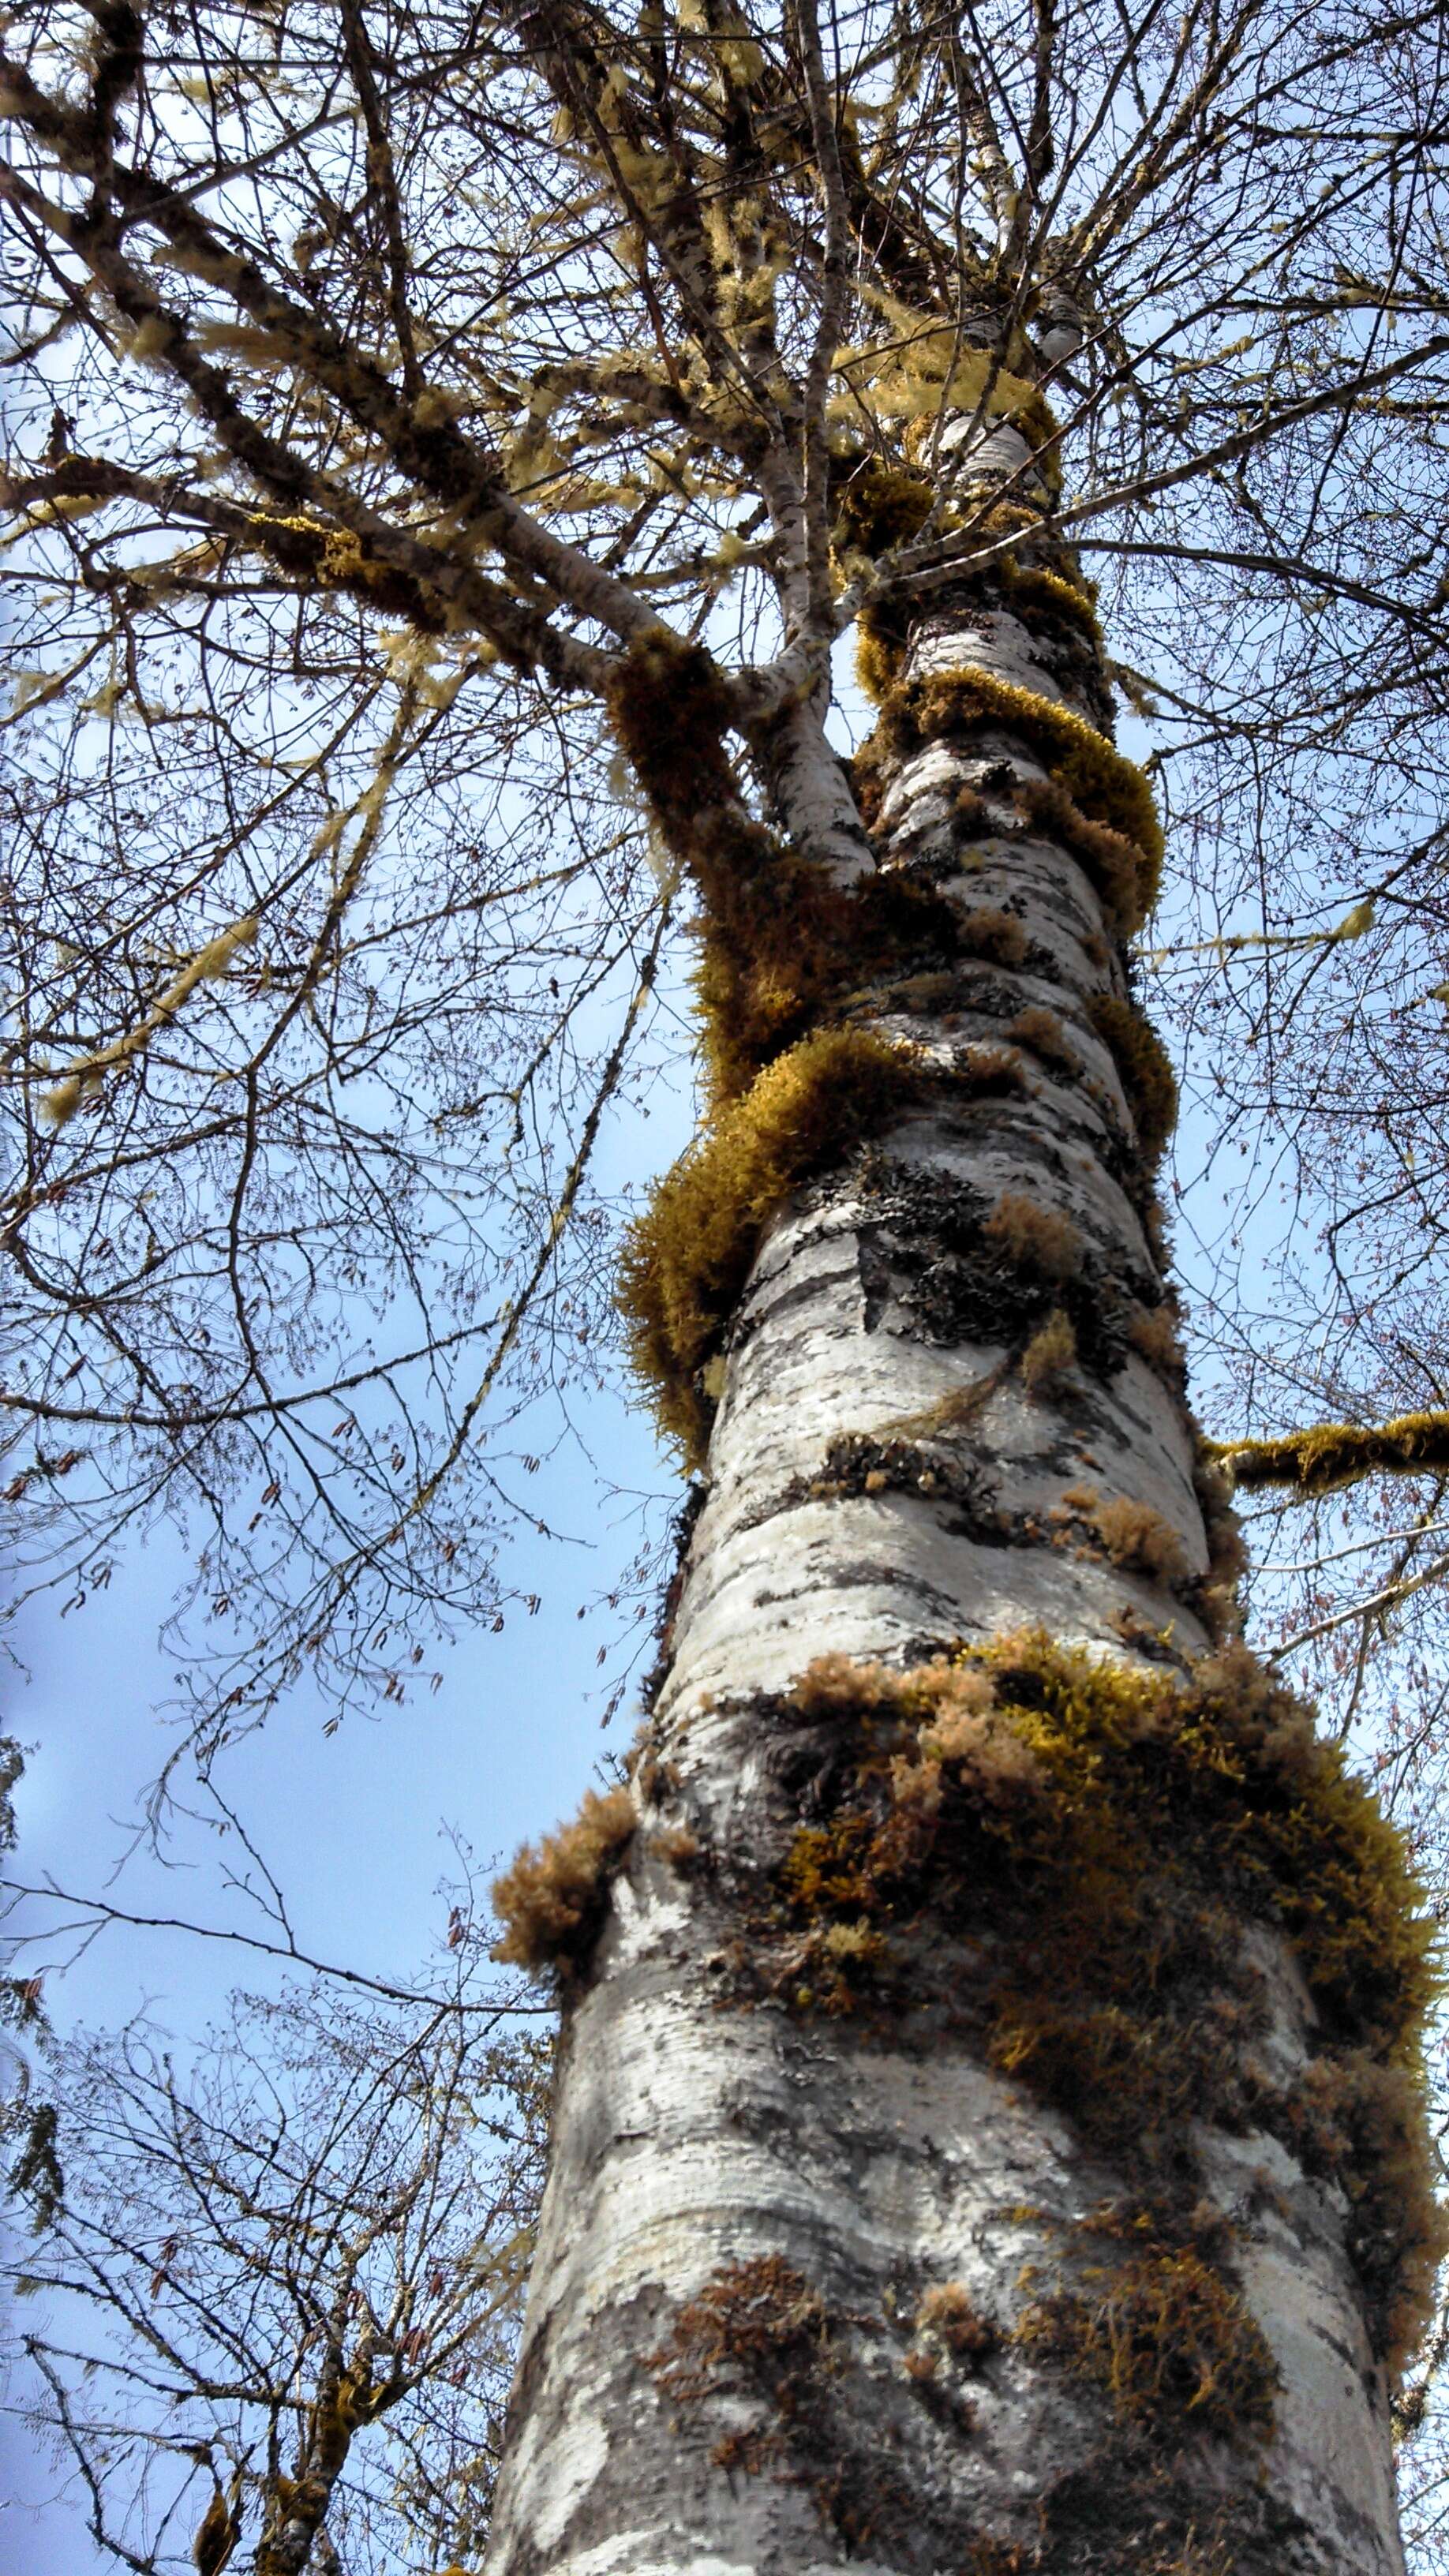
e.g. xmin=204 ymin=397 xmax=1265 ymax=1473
xmin=1127 ymin=1297 xmax=1186 ymax=1380
xmin=1020 ymin=1309 xmax=1078 ymax=1395
xmin=691 ymin=846 xmax=968 ymax=1106
xmin=618 ymin=1028 xmax=921 ymax=1459
xmin=913 ymin=2281 xmax=1001 ymax=2361
xmin=1006 ymin=1004 xmax=1082 ymax=1074
xmin=832 ymin=456 xmax=937 ymax=560
xmin=647 ymin=2252 xmax=828 ymax=2420
xmin=605 ymin=623 xmax=969 ymax=1103
xmin=1017 ymin=2216 xmax=1279 ymax=2446
xmin=983 ymin=1190 xmax=1082 ymax=1284
xmin=1086 ymin=994 xmax=1178 ymax=1167
xmin=646 ymin=2252 xmax=915 ymax=2545
xmin=1058 ymin=1485 xmax=1193 ymax=1587
xmin=998 ymin=556 xmax=1104 ymax=648
xmin=1013 ymin=773 xmax=1161 ymax=934
xmin=765 ymin=1632 xmax=1443 ymax=2372
xmin=874 ymin=662 xmax=1164 ymax=877
xmin=491 ymin=1784 xmax=636 ymax=1974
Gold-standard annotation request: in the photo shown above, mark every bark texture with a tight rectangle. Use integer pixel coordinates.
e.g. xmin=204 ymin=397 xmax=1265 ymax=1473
xmin=486 ymin=437 xmax=1426 ymax=2576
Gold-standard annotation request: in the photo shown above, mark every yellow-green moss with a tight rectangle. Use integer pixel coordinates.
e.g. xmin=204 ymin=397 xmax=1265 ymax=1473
xmin=768 ymin=1632 xmax=1443 ymax=2369
xmin=491 ymin=1784 xmax=637 ymax=1973
xmin=1017 ymin=2227 xmax=1278 ymax=2446
xmin=1210 ymin=1409 xmax=1449 ymax=1496
xmin=856 ymin=614 xmax=907 ymax=704
xmin=881 ymin=663 xmax=1164 ymax=879
xmin=833 ymin=458 xmax=936 ymax=559
xmin=606 ymin=630 xmax=987 ymax=1102
xmin=618 ymin=1029 xmax=921 ymax=1460
xmin=1086 ymin=994 xmax=1178 ymax=1166
xmin=998 ymin=556 xmax=1104 ymax=649
xmin=1013 ymin=773 xmax=1161 ymax=934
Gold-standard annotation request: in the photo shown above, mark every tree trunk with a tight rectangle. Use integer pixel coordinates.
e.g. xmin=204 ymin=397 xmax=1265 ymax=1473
xmin=486 ymin=448 xmax=1428 ymax=2575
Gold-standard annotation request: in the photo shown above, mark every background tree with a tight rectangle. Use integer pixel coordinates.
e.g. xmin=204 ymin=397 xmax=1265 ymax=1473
xmin=4 ymin=1948 xmax=547 ymax=2576
xmin=6 ymin=0 xmax=1449 ymax=2570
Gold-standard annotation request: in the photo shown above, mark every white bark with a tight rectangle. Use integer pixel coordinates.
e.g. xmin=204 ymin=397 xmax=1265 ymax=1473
xmin=755 ymin=689 xmax=878 ymax=885
xmin=487 ymin=552 xmax=1406 ymax=2576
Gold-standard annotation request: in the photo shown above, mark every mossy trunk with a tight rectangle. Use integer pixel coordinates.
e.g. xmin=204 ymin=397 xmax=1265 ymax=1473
xmin=485 ymin=431 xmax=1429 ymax=2575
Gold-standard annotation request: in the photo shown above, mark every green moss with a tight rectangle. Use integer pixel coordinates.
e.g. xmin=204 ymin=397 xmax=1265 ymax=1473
xmin=878 ymin=662 xmax=1164 ymax=878
xmin=1086 ymin=993 xmax=1178 ymax=1167
xmin=694 ymin=862 xmax=966 ymax=1105
xmin=607 ymin=629 xmax=990 ymax=1102
xmin=1210 ymin=1408 xmax=1449 ymax=1496
xmin=832 ymin=458 xmax=936 ymax=559
xmin=766 ymin=1632 xmax=1443 ymax=2371
xmin=998 ymin=556 xmax=1104 ymax=649
xmin=856 ymin=612 xmax=907 ymax=703
xmin=617 ymin=1028 xmax=921 ymax=1460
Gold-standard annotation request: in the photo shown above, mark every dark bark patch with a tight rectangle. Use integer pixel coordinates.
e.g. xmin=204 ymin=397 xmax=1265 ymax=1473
xmin=965 ymin=2441 xmax=1325 ymax=2574
xmin=725 ymin=1633 xmax=1442 ymax=2372
xmin=850 ymin=1151 xmax=1134 ymax=1380
xmin=645 ymin=2253 xmax=923 ymax=2554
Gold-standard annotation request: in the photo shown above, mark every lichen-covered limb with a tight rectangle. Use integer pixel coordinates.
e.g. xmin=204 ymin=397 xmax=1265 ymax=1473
xmin=1212 ymin=1410 xmax=1449 ymax=1495
xmin=0 ymin=43 xmax=670 ymax=657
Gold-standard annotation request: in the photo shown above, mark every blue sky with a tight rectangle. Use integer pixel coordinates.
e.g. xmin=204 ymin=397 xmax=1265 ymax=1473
xmin=1 ymin=1047 xmax=695 ymax=2569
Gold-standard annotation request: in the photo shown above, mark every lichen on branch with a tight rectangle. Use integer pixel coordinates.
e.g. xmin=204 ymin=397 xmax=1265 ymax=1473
xmin=1211 ymin=1410 xmax=1449 ymax=1496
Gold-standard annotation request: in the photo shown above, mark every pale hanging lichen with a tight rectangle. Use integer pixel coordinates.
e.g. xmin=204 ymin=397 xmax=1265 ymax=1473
xmin=42 ymin=917 xmax=259 ymax=1127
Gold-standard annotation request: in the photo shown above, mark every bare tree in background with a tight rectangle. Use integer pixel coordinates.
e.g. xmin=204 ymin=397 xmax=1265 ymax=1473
xmin=7 ymin=0 xmax=1449 ymax=2567
xmin=5 ymin=1954 xmax=547 ymax=2575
